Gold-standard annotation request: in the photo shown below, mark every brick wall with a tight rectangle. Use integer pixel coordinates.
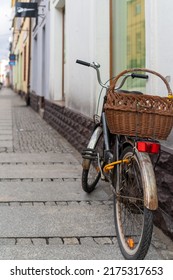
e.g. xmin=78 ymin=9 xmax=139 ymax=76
xmin=30 ymin=92 xmax=39 ymax=112
xmin=30 ymin=92 xmax=45 ymax=113
xmin=43 ymin=100 xmax=94 ymax=152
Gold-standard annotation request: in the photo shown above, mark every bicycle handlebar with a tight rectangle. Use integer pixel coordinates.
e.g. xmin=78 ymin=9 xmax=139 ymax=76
xmin=76 ymin=59 xmax=107 ymax=88
xmin=131 ymin=73 xmax=148 ymax=79
xmin=76 ymin=59 xmax=91 ymax=67
xmin=76 ymin=59 xmax=149 ymax=90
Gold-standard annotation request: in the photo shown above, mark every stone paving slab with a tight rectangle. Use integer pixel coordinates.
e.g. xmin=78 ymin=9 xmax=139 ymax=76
xmin=0 ymin=123 xmax=12 ymax=126
xmin=0 ymin=130 xmax=12 ymax=135
xmin=0 ymin=243 xmax=161 ymax=260
xmin=0 ymin=102 xmax=11 ymax=106
xmin=0 ymin=135 xmax=13 ymax=140
xmin=0 ymin=119 xmax=12 ymax=122
xmin=0 ymin=123 xmax=11 ymax=127
xmin=1 ymin=124 xmax=12 ymax=128
xmin=0 ymin=204 xmax=114 ymax=237
xmin=0 ymin=141 xmax=13 ymax=148
xmin=0 ymin=117 xmax=11 ymax=120
xmin=0 ymin=107 xmax=12 ymax=112
xmin=0 ymin=181 xmax=110 ymax=202
xmin=0 ymin=164 xmax=81 ymax=179
xmin=0 ymin=110 xmax=11 ymax=113
xmin=0 ymin=153 xmax=80 ymax=163
xmin=0 ymin=126 xmax=12 ymax=130
xmin=0 ymin=89 xmax=14 ymax=96
xmin=0 ymin=244 xmax=123 ymax=260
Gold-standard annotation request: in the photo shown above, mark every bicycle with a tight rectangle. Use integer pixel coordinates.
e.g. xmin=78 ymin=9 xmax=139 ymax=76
xmin=76 ymin=59 xmax=173 ymax=260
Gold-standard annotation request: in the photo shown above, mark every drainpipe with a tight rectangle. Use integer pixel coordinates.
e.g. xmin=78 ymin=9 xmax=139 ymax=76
xmin=26 ymin=17 xmax=31 ymax=106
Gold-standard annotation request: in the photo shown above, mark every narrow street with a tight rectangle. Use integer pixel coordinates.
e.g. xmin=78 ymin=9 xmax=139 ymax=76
xmin=0 ymin=87 xmax=172 ymax=260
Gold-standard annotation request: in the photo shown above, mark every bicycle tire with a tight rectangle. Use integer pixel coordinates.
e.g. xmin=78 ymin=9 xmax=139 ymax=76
xmin=113 ymin=146 xmax=153 ymax=260
xmin=82 ymin=132 xmax=104 ymax=193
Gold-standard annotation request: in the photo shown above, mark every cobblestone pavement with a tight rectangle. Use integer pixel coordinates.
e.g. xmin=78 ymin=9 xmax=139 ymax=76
xmin=0 ymin=88 xmax=172 ymax=260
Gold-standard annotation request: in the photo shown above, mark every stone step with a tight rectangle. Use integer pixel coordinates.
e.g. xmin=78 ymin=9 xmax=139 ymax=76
xmin=0 ymin=204 xmax=114 ymax=238
xmin=0 ymin=243 xmax=160 ymax=260
xmin=0 ymin=181 xmax=111 ymax=202
xmin=0 ymin=152 xmax=80 ymax=164
xmin=0 ymin=163 xmax=81 ymax=179
xmin=0 ymin=244 xmax=124 ymax=260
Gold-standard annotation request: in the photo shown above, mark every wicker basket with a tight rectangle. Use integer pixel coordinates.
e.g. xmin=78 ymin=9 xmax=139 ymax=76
xmin=104 ymin=68 xmax=173 ymax=140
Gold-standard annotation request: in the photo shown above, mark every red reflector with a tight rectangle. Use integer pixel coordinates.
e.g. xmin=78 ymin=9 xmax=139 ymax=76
xmin=137 ymin=142 xmax=160 ymax=154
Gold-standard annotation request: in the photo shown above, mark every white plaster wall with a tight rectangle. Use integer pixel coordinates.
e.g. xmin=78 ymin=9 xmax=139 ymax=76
xmin=49 ymin=0 xmax=64 ymax=101
xmin=33 ymin=31 xmax=42 ymax=96
xmin=49 ymin=0 xmax=110 ymax=118
xmin=145 ymin=0 xmax=173 ymax=96
xmin=31 ymin=0 xmax=50 ymax=99
xmin=66 ymin=0 xmax=110 ymax=117
xmin=31 ymin=34 xmax=38 ymax=93
xmin=43 ymin=12 xmax=50 ymax=100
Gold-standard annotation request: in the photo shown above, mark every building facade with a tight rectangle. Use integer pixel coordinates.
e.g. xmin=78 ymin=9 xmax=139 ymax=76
xmin=12 ymin=0 xmax=173 ymax=110
xmin=10 ymin=0 xmax=32 ymax=100
xmin=44 ymin=0 xmax=173 ymax=115
xmin=11 ymin=0 xmax=173 ymax=238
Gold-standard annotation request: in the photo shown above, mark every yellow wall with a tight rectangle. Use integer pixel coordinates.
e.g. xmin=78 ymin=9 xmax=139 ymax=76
xmin=11 ymin=0 xmax=31 ymax=95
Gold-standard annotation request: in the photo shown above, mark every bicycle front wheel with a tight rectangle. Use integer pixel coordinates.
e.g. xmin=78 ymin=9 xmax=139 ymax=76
xmin=82 ymin=130 xmax=104 ymax=193
xmin=113 ymin=146 xmax=153 ymax=260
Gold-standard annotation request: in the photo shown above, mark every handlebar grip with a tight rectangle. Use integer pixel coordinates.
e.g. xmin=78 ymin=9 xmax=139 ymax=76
xmin=131 ymin=73 xmax=148 ymax=79
xmin=76 ymin=59 xmax=90 ymax=67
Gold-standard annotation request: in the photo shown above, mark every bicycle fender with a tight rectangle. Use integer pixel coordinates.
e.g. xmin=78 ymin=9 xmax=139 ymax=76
xmin=136 ymin=149 xmax=158 ymax=210
xmin=82 ymin=126 xmax=103 ymax=170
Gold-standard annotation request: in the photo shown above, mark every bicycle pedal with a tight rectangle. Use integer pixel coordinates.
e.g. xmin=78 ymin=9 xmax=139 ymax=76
xmin=81 ymin=148 xmax=97 ymax=160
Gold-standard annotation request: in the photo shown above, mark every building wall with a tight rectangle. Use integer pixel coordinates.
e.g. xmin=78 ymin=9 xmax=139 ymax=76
xmin=49 ymin=0 xmax=110 ymax=118
xmin=49 ymin=0 xmax=64 ymax=102
xmin=12 ymin=0 xmax=173 ymax=110
xmin=49 ymin=0 xmax=173 ymax=117
xmin=30 ymin=0 xmax=50 ymax=101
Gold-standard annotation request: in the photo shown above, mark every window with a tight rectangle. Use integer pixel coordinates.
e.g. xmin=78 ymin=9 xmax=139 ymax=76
xmin=111 ymin=0 xmax=146 ymax=91
xmin=135 ymin=3 xmax=141 ymax=15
